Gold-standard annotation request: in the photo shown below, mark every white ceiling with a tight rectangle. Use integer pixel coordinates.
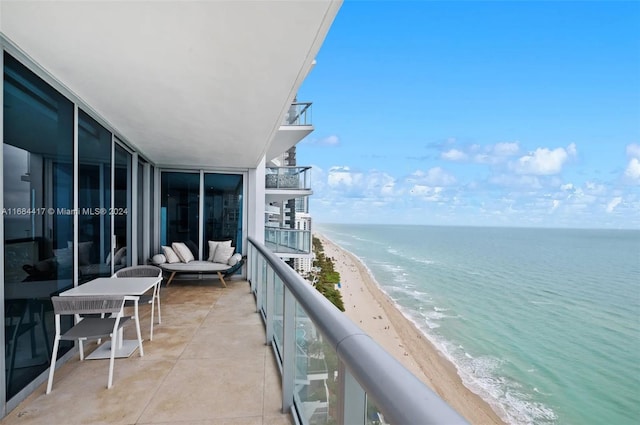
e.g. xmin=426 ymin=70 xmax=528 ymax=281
xmin=0 ymin=0 xmax=341 ymax=169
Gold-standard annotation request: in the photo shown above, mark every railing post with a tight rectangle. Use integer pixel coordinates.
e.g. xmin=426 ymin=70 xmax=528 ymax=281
xmin=337 ymin=361 xmax=366 ymax=425
xmin=247 ymin=244 xmax=254 ymax=292
xmin=281 ymin=286 xmax=295 ymax=414
xmin=265 ymin=267 xmax=274 ymax=345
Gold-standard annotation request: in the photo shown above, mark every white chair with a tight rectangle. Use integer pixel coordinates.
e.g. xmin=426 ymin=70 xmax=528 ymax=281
xmin=113 ymin=265 xmax=163 ymax=340
xmin=47 ymin=295 xmax=143 ymax=393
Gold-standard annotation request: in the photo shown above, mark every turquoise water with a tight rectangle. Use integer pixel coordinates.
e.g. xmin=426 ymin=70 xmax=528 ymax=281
xmin=316 ymin=224 xmax=640 ymax=425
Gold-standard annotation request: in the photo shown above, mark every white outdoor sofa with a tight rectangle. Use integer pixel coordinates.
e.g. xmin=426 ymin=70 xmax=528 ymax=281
xmin=151 ymin=241 xmax=244 ymax=288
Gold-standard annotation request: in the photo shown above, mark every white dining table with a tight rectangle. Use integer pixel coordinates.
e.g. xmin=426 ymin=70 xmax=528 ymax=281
xmin=60 ymin=276 xmax=161 ymax=359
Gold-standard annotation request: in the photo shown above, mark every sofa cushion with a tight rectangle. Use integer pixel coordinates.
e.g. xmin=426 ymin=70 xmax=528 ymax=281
xmin=172 ymin=242 xmax=194 ymax=263
xmin=213 ymin=244 xmax=235 ymax=264
xmin=162 ymin=246 xmax=181 ymax=263
xmin=207 ymin=240 xmax=232 ymax=261
xmin=158 ymin=260 xmax=230 ymax=272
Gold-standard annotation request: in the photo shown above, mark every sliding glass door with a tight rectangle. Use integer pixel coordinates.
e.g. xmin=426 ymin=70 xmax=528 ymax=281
xmin=3 ymin=52 xmax=74 ymax=399
xmin=113 ymin=143 xmax=132 ymax=270
xmin=77 ymin=110 xmax=112 ymax=283
xmin=160 ymin=172 xmax=243 ymax=260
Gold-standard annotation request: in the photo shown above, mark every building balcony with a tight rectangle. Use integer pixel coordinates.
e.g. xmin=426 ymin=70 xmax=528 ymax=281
xmin=266 ymin=167 xmax=311 ymax=190
xmin=283 ymin=102 xmax=312 ymax=126
xmin=266 ymin=103 xmax=314 ymax=161
xmin=265 ymin=167 xmax=312 ymax=204
xmin=265 ymin=227 xmax=312 ymax=257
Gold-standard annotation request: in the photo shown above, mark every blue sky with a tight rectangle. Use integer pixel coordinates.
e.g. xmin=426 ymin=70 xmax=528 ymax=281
xmin=296 ymin=1 xmax=640 ymax=229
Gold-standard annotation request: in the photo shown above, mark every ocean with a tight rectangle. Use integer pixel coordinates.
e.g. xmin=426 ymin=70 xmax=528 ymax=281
xmin=316 ymin=224 xmax=640 ymax=425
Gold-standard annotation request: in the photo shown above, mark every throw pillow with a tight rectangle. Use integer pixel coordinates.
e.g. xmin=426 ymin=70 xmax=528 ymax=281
xmin=151 ymin=254 xmax=167 ymax=264
xmin=213 ymin=244 xmax=235 ymax=264
xmin=53 ymin=247 xmax=73 ymax=268
xmin=162 ymin=246 xmax=181 ymax=264
xmin=68 ymin=241 xmax=93 ymax=265
xmin=172 ymin=242 xmax=194 ymax=263
xmin=228 ymin=253 xmax=242 ymax=266
xmin=207 ymin=240 xmax=232 ymax=261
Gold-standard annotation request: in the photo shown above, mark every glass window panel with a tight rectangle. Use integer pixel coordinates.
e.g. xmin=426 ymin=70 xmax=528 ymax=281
xmin=77 ymin=109 xmax=112 ymax=283
xmin=160 ymin=172 xmax=199 ymax=253
xmin=3 ymin=51 xmax=74 ymax=399
xmin=203 ymin=173 xmax=243 ymax=258
xmin=113 ymin=143 xmax=132 ymax=270
xmin=137 ymin=159 xmax=145 ymax=264
xmin=293 ymin=304 xmax=339 ymax=425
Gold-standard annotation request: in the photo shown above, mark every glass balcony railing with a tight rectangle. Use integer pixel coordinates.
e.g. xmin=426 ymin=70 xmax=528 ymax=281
xmin=266 ymin=166 xmax=311 ymax=190
xmin=283 ymin=102 xmax=312 ymax=126
xmin=265 ymin=227 xmax=311 ymax=255
xmin=247 ymin=237 xmax=469 ymax=425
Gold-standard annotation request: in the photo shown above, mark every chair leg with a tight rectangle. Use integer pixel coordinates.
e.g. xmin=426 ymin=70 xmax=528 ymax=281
xmin=156 ymin=284 xmax=162 ymax=324
xmin=165 ymin=272 xmax=176 ymax=286
xmin=46 ymin=336 xmax=60 ymax=394
xmin=107 ymin=333 xmax=116 ymax=389
xmin=133 ymin=301 xmax=144 ymax=357
xmin=149 ymin=300 xmax=154 ymax=341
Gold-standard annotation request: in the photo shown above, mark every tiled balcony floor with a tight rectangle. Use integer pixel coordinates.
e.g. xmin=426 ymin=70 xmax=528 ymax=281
xmin=1 ymin=278 xmax=292 ymax=425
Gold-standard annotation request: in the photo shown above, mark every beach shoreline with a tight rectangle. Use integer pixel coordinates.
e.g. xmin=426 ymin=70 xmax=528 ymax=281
xmin=316 ymin=232 xmax=507 ymax=425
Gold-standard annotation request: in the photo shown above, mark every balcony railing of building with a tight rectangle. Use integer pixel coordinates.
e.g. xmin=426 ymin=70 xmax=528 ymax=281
xmin=264 ymin=227 xmax=311 ymax=255
xmin=247 ymin=237 xmax=469 ymax=425
xmin=284 ymin=102 xmax=312 ymax=126
xmin=265 ymin=166 xmax=311 ymax=190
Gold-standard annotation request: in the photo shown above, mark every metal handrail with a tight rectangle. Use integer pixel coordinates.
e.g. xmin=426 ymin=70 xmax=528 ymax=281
xmin=248 ymin=236 xmax=468 ymax=425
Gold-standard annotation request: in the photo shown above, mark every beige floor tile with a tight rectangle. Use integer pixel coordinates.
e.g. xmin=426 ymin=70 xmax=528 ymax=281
xmin=138 ymin=356 xmax=265 ymax=423
xmin=181 ymin=324 xmax=266 ymax=361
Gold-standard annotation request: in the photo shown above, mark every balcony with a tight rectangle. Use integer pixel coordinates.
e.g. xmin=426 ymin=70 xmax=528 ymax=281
xmin=265 ymin=167 xmax=312 ymax=204
xmin=267 ymin=103 xmax=314 ymax=161
xmin=283 ymin=102 xmax=312 ymax=126
xmin=265 ymin=227 xmax=312 ymax=256
xmin=266 ymin=167 xmax=311 ymax=190
xmin=1 ymin=239 xmax=468 ymax=425
xmin=0 ymin=279 xmax=292 ymax=424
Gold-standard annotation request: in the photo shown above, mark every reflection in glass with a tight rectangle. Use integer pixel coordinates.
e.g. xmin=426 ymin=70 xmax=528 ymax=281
xmin=78 ymin=109 xmax=112 ymax=283
xmin=203 ymin=173 xmax=243 ymax=258
xmin=114 ymin=143 xmax=132 ymax=269
xmin=3 ymin=52 xmax=74 ymax=399
xmin=273 ymin=275 xmax=284 ymax=356
xmin=160 ymin=172 xmax=199 ymax=254
xmin=294 ymin=304 xmax=338 ymax=425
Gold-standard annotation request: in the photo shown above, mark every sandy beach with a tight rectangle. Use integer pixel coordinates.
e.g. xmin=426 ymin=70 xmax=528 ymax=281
xmin=316 ymin=233 xmax=506 ymax=425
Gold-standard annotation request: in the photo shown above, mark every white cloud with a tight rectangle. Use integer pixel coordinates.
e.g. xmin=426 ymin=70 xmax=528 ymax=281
xmin=409 ymin=185 xmax=443 ymax=201
xmin=626 ymin=143 xmax=640 ymax=159
xmin=551 ymin=199 xmax=560 ymax=212
xmin=512 ymin=143 xmax=577 ymax=175
xmin=606 ymin=197 xmax=622 ymax=213
xmin=560 ymin=183 xmax=574 ymax=191
xmin=410 ymin=167 xmax=457 ymax=186
xmin=441 ymin=141 xmax=519 ymax=164
xmin=624 ymin=158 xmax=640 ymax=182
xmin=493 ymin=142 xmax=520 ymax=156
xmin=441 ymin=149 xmax=467 ymax=161
xmin=327 ymin=166 xmax=361 ymax=187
